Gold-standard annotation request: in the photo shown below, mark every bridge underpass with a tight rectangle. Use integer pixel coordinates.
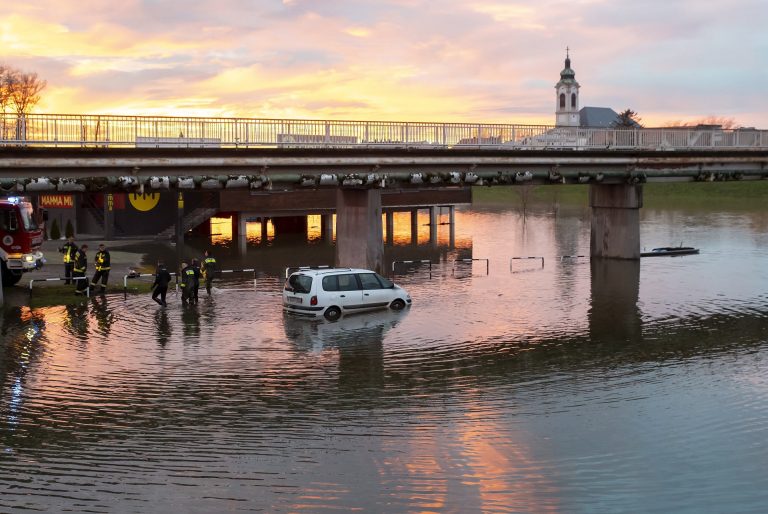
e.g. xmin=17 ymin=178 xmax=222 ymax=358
xmin=1 ymin=146 xmax=767 ymax=272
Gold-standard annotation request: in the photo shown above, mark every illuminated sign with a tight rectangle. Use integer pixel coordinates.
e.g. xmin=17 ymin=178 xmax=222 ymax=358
xmin=39 ymin=195 xmax=74 ymax=209
xmin=128 ymin=193 xmax=160 ymax=212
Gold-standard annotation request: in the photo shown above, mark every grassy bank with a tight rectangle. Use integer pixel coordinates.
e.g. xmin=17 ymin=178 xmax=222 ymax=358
xmin=24 ymin=282 xmax=158 ymax=307
xmin=472 ymin=180 xmax=768 ymax=208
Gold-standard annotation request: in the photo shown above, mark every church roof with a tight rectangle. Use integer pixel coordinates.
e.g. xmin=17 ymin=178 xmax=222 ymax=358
xmin=579 ymin=107 xmax=641 ymax=128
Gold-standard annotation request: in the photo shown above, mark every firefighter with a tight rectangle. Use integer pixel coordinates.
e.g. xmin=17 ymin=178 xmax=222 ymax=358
xmin=180 ymin=261 xmax=196 ymax=305
xmin=90 ymin=243 xmax=111 ymax=293
xmin=190 ymin=258 xmax=201 ymax=304
xmin=72 ymin=244 xmax=88 ymax=295
xmin=151 ymin=262 xmax=172 ymax=306
xmin=200 ymin=249 xmax=217 ymax=295
xmin=59 ymin=236 xmax=78 ymax=285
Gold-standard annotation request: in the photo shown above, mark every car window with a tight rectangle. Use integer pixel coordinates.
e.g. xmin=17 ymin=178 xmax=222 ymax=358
xmin=287 ymin=274 xmax=313 ymax=294
xmin=322 ymin=275 xmax=338 ymax=291
xmin=374 ymin=273 xmax=394 ymax=288
xmin=337 ymin=274 xmax=360 ymax=291
xmin=358 ymin=273 xmax=383 ymax=290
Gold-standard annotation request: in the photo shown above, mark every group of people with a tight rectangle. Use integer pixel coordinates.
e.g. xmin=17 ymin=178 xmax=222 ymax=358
xmin=151 ymin=250 xmax=217 ymax=307
xmin=59 ymin=237 xmax=218 ymax=306
xmin=58 ymin=236 xmax=111 ymax=295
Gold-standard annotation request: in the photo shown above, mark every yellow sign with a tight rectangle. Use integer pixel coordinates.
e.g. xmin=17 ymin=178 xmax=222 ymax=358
xmin=128 ymin=193 xmax=160 ymax=212
xmin=107 ymin=194 xmax=114 ymax=212
xmin=40 ymin=194 xmax=74 ymax=209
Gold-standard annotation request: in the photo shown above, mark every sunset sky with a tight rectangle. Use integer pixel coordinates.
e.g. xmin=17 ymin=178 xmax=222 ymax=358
xmin=2 ymin=0 xmax=766 ymax=127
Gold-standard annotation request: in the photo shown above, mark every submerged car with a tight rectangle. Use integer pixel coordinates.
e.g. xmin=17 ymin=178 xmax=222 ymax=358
xmin=283 ymin=267 xmax=412 ymax=321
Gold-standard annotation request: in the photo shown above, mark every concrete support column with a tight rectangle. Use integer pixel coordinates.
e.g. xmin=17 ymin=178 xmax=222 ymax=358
xmin=410 ymin=209 xmax=419 ymax=244
xmin=103 ymin=193 xmax=114 ymax=239
xmin=590 ymin=184 xmax=643 ymax=259
xmin=335 ymin=189 xmax=383 ymax=273
xmin=237 ymin=213 xmax=248 ymax=256
xmin=175 ymin=192 xmax=185 ymax=243
xmin=321 ymin=214 xmax=334 ymax=242
xmin=385 ymin=211 xmax=394 ymax=246
xmin=261 ymin=218 xmax=269 ymax=242
xmin=428 ymin=206 xmax=438 ymax=246
xmin=448 ymin=205 xmax=455 ymax=226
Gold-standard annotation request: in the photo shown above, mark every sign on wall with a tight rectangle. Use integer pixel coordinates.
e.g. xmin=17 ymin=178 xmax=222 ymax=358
xmin=40 ymin=194 xmax=74 ymax=209
xmin=128 ymin=193 xmax=160 ymax=212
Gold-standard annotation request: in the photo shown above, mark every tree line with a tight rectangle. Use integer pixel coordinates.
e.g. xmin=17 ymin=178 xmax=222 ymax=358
xmin=0 ymin=65 xmax=47 ymax=116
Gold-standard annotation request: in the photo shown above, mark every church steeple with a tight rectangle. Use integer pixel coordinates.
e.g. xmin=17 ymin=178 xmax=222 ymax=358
xmin=555 ymin=48 xmax=580 ymax=127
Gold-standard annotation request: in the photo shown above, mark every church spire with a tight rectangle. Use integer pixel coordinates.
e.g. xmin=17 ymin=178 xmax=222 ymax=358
xmin=555 ymin=48 xmax=580 ymax=127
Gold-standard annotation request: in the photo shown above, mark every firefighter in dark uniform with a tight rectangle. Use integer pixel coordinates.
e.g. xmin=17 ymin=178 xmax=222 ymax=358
xmin=90 ymin=243 xmax=111 ymax=293
xmin=151 ymin=262 xmax=172 ymax=306
xmin=72 ymin=244 xmax=88 ymax=295
xmin=180 ymin=261 xmax=196 ymax=305
xmin=190 ymin=258 xmax=201 ymax=304
xmin=59 ymin=236 xmax=78 ymax=285
xmin=201 ymin=249 xmax=217 ymax=296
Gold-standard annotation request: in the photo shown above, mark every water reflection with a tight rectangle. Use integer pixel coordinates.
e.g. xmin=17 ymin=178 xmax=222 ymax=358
xmin=1 ymin=199 xmax=768 ymax=513
xmin=589 ymin=259 xmax=642 ymax=344
xmin=154 ymin=308 xmax=172 ymax=347
xmin=284 ymin=310 xmax=408 ymax=391
xmin=63 ymin=301 xmax=90 ymax=340
xmin=180 ymin=303 xmax=201 ymax=338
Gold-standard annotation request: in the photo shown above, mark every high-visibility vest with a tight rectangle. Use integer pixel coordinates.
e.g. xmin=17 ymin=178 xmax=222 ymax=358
xmin=73 ymin=251 xmax=87 ymax=273
xmin=202 ymin=257 xmax=217 ymax=277
xmin=95 ymin=250 xmax=111 ymax=271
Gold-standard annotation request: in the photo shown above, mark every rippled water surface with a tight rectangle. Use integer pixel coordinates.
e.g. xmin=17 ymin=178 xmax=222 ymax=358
xmin=2 ymin=199 xmax=768 ymax=513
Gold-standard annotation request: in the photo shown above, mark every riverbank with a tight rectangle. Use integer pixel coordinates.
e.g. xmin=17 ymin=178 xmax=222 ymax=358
xmin=472 ymin=180 xmax=768 ymax=207
xmin=7 ymin=238 xmax=156 ymax=307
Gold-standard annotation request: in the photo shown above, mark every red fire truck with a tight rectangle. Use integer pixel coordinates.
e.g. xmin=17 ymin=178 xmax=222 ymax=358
xmin=1 ymin=197 xmax=45 ymax=286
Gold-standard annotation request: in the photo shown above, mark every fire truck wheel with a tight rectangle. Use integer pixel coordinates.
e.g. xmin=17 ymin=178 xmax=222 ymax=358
xmin=1 ymin=261 xmax=23 ymax=287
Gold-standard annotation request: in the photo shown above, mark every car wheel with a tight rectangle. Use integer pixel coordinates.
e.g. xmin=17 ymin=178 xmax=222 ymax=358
xmin=324 ymin=306 xmax=342 ymax=321
xmin=389 ymin=299 xmax=406 ymax=311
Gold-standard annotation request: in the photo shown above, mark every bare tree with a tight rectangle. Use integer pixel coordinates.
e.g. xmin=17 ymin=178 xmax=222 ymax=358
xmin=8 ymin=71 xmax=47 ymax=115
xmin=664 ymin=116 xmax=740 ymax=129
xmin=0 ymin=66 xmax=14 ymax=115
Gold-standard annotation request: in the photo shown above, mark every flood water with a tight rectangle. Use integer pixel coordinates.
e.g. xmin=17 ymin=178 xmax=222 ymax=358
xmin=2 ymin=196 xmax=768 ymax=513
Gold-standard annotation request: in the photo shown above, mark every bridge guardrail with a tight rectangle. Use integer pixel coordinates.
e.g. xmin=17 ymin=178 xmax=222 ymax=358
xmin=2 ymin=114 xmax=765 ymax=150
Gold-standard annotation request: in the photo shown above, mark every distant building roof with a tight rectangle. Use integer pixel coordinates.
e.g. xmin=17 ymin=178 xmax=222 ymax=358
xmin=579 ymin=107 xmax=642 ymax=128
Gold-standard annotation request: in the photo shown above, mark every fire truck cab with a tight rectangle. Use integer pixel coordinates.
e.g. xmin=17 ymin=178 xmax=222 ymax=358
xmin=0 ymin=197 xmax=45 ymax=286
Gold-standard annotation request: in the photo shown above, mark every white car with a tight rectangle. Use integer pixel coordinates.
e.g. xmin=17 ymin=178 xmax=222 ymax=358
xmin=283 ymin=267 xmax=412 ymax=321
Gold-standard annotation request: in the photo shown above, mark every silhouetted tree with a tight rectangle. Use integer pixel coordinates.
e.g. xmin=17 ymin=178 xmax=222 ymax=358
xmin=613 ymin=109 xmax=642 ymax=128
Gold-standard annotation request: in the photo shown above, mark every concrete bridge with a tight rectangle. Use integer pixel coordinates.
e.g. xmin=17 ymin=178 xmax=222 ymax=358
xmin=1 ymin=114 xmax=767 ymax=272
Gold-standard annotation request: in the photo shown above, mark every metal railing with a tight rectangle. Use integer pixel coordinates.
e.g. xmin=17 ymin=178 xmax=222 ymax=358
xmin=1 ymin=114 xmax=765 ymax=150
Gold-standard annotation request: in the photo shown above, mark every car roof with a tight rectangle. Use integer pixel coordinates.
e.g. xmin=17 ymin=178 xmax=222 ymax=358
xmin=290 ymin=267 xmax=375 ymax=276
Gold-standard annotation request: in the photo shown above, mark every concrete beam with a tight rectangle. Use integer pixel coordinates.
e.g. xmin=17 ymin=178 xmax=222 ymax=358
xmin=335 ymin=189 xmax=383 ymax=273
xmin=590 ymin=184 xmax=643 ymax=259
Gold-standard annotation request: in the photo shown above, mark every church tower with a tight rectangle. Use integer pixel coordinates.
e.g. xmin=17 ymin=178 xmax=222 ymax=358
xmin=555 ymin=49 xmax=580 ymax=127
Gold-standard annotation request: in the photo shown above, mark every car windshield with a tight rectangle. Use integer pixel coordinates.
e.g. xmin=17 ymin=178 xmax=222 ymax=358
xmin=286 ymin=274 xmax=312 ymax=294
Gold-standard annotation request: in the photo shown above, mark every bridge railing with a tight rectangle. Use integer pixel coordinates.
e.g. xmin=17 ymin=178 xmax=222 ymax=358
xmin=0 ymin=114 xmax=765 ymax=150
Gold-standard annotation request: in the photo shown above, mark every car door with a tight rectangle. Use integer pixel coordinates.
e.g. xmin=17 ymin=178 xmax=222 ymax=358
xmin=322 ymin=273 xmax=364 ymax=312
xmin=359 ymin=273 xmax=393 ymax=310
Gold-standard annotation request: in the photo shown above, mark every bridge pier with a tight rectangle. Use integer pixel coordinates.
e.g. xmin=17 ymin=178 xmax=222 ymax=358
xmin=385 ymin=211 xmax=394 ymax=246
xmin=335 ymin=189 xmax=383 ymax=273
xmin=410 ymin=209 xmax=419 ymax=244
xmin=590 ymin=184 xmax=643 ymax=259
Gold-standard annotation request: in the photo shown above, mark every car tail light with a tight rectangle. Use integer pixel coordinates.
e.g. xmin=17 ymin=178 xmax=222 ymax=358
xmin=310 ymin=295 xmax=318 ymax=306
